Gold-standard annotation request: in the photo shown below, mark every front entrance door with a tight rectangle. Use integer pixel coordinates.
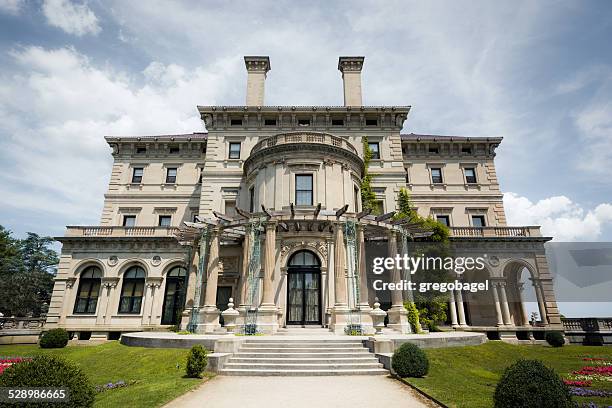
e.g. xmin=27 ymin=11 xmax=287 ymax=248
xmin=286 ymin=250 xmax=321 ymax=326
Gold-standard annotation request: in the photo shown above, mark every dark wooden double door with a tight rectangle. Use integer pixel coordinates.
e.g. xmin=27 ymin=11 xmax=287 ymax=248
xmin=286 ymin=267 xmax=321 ymax=326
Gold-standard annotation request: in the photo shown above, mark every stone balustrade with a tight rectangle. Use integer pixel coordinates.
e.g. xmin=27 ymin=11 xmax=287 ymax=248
xmin=449 ymin=226 xmax=542 ymax=238
xmin=0 ymin=317 xmax=46 ymax=345
xmin=250 ymin=132 xmax=359 ymax=155
xmin=65 ymin=226 xmax=179 ymax=237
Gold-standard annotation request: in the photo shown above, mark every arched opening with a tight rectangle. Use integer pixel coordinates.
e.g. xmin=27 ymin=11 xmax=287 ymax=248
xmin=462 ymin=266 xmax=497 ymax=327
xmin=73 ymin=265 xmax=102 ymax=314
xmin=161 ymin=266 xmax=187 ymax=325
xmin=505 ymin=264 xmax=540 ymax=326
xmin=286 ymin=250 xmax=321 ymax=326
xmin=118 ymin=265 xmax=146 ymax=314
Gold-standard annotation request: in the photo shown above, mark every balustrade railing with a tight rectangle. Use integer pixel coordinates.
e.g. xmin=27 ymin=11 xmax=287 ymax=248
xmin=562 ymin=318 xmax=612 ymax=332
xmin=251 ymin=132 xmax=358 ymax=155
xmin=0 ymin=317 xmax=46 ymax=332
xmin=449 ymin=226 xmax=541 ymax=238
xmin=67 ymin=226 xmax=179 ymax=237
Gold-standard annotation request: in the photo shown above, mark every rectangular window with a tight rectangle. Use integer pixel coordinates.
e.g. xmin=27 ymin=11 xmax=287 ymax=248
xmin=158 ymin=215 xmax=171 ymax=227
xmin=462 ymin=146 xmax=472 ymax=154
xmin=166 ymin=167 xmax=177 ymax=183
xmin=429 ymin=147 xmax=439 ymax=154
xmin=230 ymin=118 xmax=243 ymax=126
xmin=224 ymin=200 xmax=236 ymax=216
xmin=264 ymin=119 xmax=277 ymax=126
xmin=169 ymin=146 xmax=179 ymax=154
xmin=354 ymin=187 xmax=360 ymax=212
xmin=192 ymin=213 xmax=199 ymax=222
xmin=436 ymin=215 xmax=450 ymax=227
xmin=136 ymin=146 xmax=146 ymax=154
xmin=431 ymin=168 xmax=443 ymax=184
xmin=295 ymin=174 xmax=313 ymax=206
xmin=249 ymin=187 xmax=255 ymax=213
xmin=229 ymin=142 xmax=241 ymax=159
xmin=366 ymin=118 xmax=378 ymax=126
xmin=464 ymin=168 xmax=477 ymax=184
xmin=471 ymin=215 xmax=486 ymax=227
xmin=368 ymin=142 xmax=380 ymax=159
xmin=298 ymin=118 xmax=311 ymax=126
xmin=131 ymin=167 xmax=143 ymax=183
xmin=373 ymin=200 xmax=385 ymax=216
xmin=332 ymin=118 xmax=344 ymax=126
xmin=123 ymin=215 xmax=136 ymax=227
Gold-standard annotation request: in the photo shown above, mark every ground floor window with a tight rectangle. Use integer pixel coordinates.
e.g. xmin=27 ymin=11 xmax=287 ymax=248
xmin=73 ymin=266 xmax=102 ymax=314
xmin=161 ymin=266 xmax=187 ymax=325
xmin=118 ymin=266 xmax=146 ymax=314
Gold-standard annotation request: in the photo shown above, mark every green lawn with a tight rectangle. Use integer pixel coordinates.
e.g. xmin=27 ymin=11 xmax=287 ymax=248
xmin=402 ymin=342 xmax=612 ymax=408
xmin=0 ymin=341 xmax=210 ymax=407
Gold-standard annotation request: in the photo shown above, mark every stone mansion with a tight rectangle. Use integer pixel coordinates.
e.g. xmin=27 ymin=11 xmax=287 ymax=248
xmin=46 ymin=56 xmax=562 ymax=341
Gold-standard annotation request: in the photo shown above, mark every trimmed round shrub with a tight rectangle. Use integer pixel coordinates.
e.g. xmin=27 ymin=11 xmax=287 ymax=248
xmin=39 ymin=328 xmax=69 ymax=349
xmin=392 ymin=343 xmax=429 ymax=378
xmin=0 ymin=355 xmax=95 ymax=407
xmin=493 ymin=359 xmax=572 ymax=408
xmin=185 ymin=345 xmax=208 ymax=378
xmin=545 ymin=331 xmax=565 ymax=348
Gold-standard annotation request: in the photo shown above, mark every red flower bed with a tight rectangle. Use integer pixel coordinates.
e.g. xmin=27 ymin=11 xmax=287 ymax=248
xmin=563 ymin=379 xmax=592 ymax=387
xmin=0 ymin=358 xmax=31 ymax=375
xmin=573 ymin=366 xmax=612 ymax=376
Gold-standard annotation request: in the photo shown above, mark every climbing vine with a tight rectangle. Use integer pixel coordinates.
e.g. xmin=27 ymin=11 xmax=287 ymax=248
xmin=360 ymin=136 xmax=377 ymax=214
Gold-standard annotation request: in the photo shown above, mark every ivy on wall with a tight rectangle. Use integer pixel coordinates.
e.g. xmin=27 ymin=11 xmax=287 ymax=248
xmin=360 ymin=136 xmax=378 ymax=214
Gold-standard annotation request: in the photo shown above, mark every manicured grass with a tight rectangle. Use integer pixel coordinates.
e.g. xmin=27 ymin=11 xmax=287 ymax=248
xmin=0 ymin=341 xmax=211 ymax=408
xmin=402 ymin=342 xmax=612 ymax=408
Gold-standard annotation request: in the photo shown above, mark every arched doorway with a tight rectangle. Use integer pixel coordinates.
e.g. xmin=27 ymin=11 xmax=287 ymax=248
xmin=286 ymin=250 xmax=321 ymax=326
xmin=161 ymin=266 xmax=187 ymax=325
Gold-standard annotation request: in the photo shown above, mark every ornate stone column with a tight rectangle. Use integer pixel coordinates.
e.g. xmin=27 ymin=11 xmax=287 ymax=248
xmin=455 ymin=289 xmax=467 ymax=327
xmin=143 ymin=278 xmax=162 ymax=326
xmin=330 ymin=221 xmax=350 ymax=333
xmin=498 ymin=281 xmax=513 ymax=326
xmin=257 ymin=221 xmax=279 ymax=333
xmin=491 ymin=282 xmax=505 ymax=326
xmin=386 ymin=230 xmax=411 ymax=333
xmin=449 ymin=289 xmax=459 ymax=328
xmin=237 ymin=225 xmax=252 ymax=328
xmin=517 ymin=282 xmax=530 ymax=326
xmin=98 ymin=277 xmax=119 ymax=326
xmin=59 ymin=278 xmax=76 ymax=325
xmin=532 ymin=279 xmax=548 ymax=324
xmin=197 ymin=227 xmax=221 ymax=333
xmin=356 ymin=224 xmax=374 ymax=334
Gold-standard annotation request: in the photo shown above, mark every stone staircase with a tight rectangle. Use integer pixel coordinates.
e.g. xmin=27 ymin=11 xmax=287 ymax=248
xmin=219 ymin=337 xmax=388 ymax=376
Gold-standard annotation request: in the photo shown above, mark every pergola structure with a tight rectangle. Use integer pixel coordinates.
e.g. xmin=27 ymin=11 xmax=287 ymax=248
xmin=173 ymin=203 xmax=432 ymax=335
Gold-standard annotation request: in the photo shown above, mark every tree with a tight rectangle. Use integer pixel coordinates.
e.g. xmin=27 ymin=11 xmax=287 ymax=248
xmin=0 ymin=226 xmax=58 ymax=317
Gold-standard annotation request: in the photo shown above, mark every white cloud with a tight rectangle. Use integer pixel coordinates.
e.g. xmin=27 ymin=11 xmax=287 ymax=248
xmin=0 ymin=0 xmax=23 ymax=15
xmin=0 ymin=46 xmax=239 ymax=224
xmin=504 ymin=192 xmax=612 ymax=241
xmin=42 ymin=0 xmax=101 ymax=36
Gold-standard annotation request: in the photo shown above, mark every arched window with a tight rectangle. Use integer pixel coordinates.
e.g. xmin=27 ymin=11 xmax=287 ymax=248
xmin=118 ymin=266 xmax=146 ymax=314
xmin=161 ymin=266 xmax=187 ymax=325
xmin=73 ymin=266 xmax=102 ymax=314
xmin=288 ymin=250 xmax=320 ymax=267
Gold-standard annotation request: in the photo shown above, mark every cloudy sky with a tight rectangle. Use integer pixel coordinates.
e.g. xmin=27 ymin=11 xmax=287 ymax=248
xmin=1 ymin=0 xmax=611 ymax=244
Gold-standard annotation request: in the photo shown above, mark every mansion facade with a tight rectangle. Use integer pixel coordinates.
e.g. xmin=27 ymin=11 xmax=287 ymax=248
xmin=45 ymin=56 xmax=562 ymax=340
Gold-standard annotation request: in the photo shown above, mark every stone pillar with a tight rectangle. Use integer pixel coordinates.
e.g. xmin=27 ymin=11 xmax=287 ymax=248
xmin=491 ymin=282 xmax=504 ymax=326
xmin=498 ymin=282 xmax=513 ymax=326
xmin=386 ymin=230 xmax=411 ymax=334
xmin=98 ymin=278 xmax=119 ymax=326
xmin=143 ymin=278 xmax=162 ymax=326
xmin=449 ymin=289 xmax=459 ymax=328
xmin=517 ymin=282 xmax=530 ymax=326
xmin=197 ymin=227 xmax=221 ymax=333
xmin=59 ymin=278 xmax=76 ymax=325
xmin=401 ymin=234 xmax=414 ymax=303
xmin=455 ymin=289 xmax=467 ymax=327
xmin=180 ymin=247 xmax=199 ymax=330
xmin=330 ymin=221 xmax=350 ymax=333
xmin=257 ymin=221 xmax=279 ymax=333
xmin=533 ymin=280 xmax=548 ymax=324
xmin=237 ymin=225 xmax=252 ymax=328
xmin=356 ymin=224 xmax=374 ymax=334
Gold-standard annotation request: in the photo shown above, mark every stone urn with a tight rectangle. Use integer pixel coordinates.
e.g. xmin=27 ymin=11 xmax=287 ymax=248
xmin=221 ymin=298 xmax=240 ymax=335
xmin=369 ymin=298 xmax=387 ymax=335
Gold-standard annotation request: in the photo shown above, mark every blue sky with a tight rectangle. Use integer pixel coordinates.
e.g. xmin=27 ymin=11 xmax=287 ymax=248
xmin=1 ymin=0 xmax=611 ymax=245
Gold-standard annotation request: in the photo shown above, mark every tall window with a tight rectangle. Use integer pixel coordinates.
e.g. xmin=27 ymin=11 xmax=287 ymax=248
xmin=166 ymin=168 xmax=177 ymax=183
xmin=73 ymin=266 xmax=102 ymax=314
xmin=229 ymin=142 xmax=241 ymax=159
xmin=471 ymin=215 xmax=486 ymax=227
xmin=123 ymin=215 xmax=136 ymax=227
xmin=158 ymin=215 xmax=171 ymax=227
xmin=132 ymin=167 xmax=143 ymax=183
xmin=373 ymin=200 xmax=385 ymax=215
xmin=368 ymin=142 xmax=380 ymax=159
xmin=119 ymin=266 xmax=146 ymax=314
xmin=431 ymin=168 xmax=443 ymax=184
xmin=249 ymin=186 xmax=255 ymax=213
xmin=225 ymin=200 xmax=236 ymax=216
xmin=436 ymin=215 xmax=450 ymax=227
xmin=464 ymin=168 xmax=477 ymax=184
xmin=295 ymin=174 xmax=313 ymax=206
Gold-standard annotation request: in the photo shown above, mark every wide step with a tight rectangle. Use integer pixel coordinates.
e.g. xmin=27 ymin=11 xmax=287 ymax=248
xmin=219 ymin=368 xmax=388 ymax=376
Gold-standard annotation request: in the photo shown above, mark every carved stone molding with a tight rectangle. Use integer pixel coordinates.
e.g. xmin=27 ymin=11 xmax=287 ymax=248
xmin=101 ymin=277 xmax=120 ymax=289
xmin=145 ymin=277 xmax=163 ymax=288
xmin=280 ymin=240 xmax=328 ymax=263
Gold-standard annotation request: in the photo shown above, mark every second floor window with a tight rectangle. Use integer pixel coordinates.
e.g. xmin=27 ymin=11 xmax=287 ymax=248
xmin=431 ymin=168 xmax=443 ymax=184
xmin=464 ymin=168 xmax=477 ymax=184
xmin=166 ymin=168 xmax=177 ymax=183
xmin=123 ymin=215 xmax=136 ymax=227
xmin=229 ymin=142 xmax=241 ymax=159
xmin=295 ymin=174 xmax=313 ymax=206
xmin=472 ymin=215 xmax=486 ymax=227
xmin=368 ymin=142 xmax=380 ymax=159
xmin=159 ymin=215 xmax=171 ymax=227
xmin=436 ymin=215 xmax=450 ymax=227
xmin=249 ymin=187 xmax=255 ymax=213
xmin=132 ymin=167 xmax=143 ymax=183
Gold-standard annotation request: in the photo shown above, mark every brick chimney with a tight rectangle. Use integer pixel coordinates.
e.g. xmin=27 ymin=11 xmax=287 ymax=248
xmin=244 ymin=56 xmax=271 ymax=106
xmin=338 ymin=56 xmax=364 ymax=106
